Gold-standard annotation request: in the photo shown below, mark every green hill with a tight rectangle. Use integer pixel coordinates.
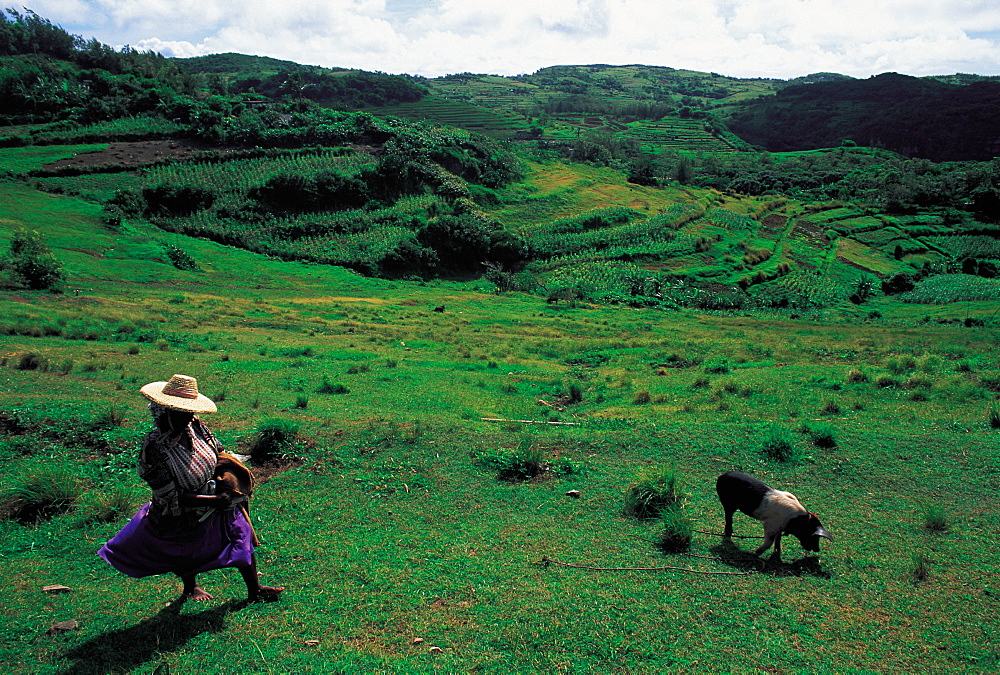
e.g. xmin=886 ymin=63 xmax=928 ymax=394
xmin=723 ymin=72 xmax=1000 ymax=161
xmin=1 ymin=10 xmax=1000 ymax=675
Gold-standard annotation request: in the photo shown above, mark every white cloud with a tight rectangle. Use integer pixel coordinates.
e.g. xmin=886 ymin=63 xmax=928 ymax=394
xmin=17 ymin=0 xmax=1000 ymax=77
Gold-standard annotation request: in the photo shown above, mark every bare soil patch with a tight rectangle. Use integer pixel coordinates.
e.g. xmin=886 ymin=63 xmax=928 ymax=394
xmin=44 ymin=139 xmax=226 ymax=169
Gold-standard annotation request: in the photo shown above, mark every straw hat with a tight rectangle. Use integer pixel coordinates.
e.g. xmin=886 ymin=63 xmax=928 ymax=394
xmin=140 ymin=374 xmax=217 ymax=413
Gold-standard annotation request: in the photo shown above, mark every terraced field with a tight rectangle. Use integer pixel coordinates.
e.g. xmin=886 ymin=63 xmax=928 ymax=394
xmin=372 ymin=96 xmax=531 ymax=137
xmin=624 ymin=118 xmax=737 ymax=154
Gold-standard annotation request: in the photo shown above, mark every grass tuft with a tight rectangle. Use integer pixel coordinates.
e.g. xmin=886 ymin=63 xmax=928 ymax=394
xmin=623 ymin=467 xmax=683 ymax=519
xmin=759 ymin=426 xmax=801 ymax=462
xmin=657 ymin=505 xmax=693 ymax=553
xmin=801 ymin=421 xmax=838 ymax=448
xmin=911 ymin=554 xmax=929 ymax=584
xmin=77 ymin=483 xmax=144 ymax=523
xmin=247 ymin=417 xmax=302 ymax=462
xmin=923 ymin=505 xmax=949 ymax=532
xmin=1 ymin=465 xmax=84 ymax=523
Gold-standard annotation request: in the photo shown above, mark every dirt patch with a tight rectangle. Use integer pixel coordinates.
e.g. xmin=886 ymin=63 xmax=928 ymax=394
xmin=44 ymin=139 xmax=226 ymax=169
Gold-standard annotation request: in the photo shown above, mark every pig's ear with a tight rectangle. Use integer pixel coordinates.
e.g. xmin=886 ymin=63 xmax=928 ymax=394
xmin=814 ymin=527 xmax=833 ymax=541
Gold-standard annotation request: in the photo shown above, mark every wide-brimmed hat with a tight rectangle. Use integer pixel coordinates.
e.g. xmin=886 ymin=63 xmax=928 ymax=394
xmin=140 ymin=374 xmax=217 ymax=413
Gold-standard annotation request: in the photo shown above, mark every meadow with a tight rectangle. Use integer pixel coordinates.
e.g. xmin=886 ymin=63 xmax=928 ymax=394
xmin=2 ymin=161 xmax=999 ymax=673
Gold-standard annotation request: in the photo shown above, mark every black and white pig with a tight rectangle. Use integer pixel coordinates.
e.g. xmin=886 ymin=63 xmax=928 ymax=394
xmin=715 ymin=471 xmax=832 ymax=559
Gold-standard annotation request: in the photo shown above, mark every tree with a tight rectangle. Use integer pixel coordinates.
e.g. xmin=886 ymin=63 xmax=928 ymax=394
xmin=2 ymin=229 xmax=65 ymax=290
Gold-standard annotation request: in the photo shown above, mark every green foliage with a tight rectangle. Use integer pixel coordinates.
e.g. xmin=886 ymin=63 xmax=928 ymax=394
xmin=623 ymin=467 xmax=683 ymax=519
xmin=759 ymin=426 xmax=802 ymax=462
xmin=1 ymin=228 xmax=64 ymax=289
xmin=899 ymin=275 xmax=1000 ymax=304
xmin=801 ymin=421 xmax=838 ymax=448
xmin=657 ymin=505 xmax=693 ymax=553
xmin=476 ymin=440 xmax=578 ymax=482
xmin=76 ymin=482 xmax=143 ymax=523
xmin=246 ymin=417 xmax=302 ymax=461
xmin=923 ymin=505 xmax=949 ymax=532
xmin=0 ymin=463 xmax=83 ymax=523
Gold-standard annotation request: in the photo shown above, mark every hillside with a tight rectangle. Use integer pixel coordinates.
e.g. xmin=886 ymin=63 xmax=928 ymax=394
xmin=1 ymin=10 xmax=1000 ymax=675
xmin=723 ymin=72 xmax=1000 ymax=161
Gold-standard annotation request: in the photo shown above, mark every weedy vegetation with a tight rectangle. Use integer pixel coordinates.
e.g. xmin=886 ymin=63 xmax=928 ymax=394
xmin=0 ymin=11 xmax=998 ymax=673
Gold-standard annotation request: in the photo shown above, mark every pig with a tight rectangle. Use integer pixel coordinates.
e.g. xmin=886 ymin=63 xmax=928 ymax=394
xmin=716 ymin=471 xmax=832 ymax=559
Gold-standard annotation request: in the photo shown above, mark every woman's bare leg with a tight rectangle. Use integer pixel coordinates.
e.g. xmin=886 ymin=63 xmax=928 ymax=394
xmin=238 ymin=555 xmax=284 ymax=602
xmin=180 ymin=574 xmax=214 ymax=600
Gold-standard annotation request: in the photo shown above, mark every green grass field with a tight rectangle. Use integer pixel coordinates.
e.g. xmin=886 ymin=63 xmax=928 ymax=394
xmin=1 ymin=169 xmax=999 ymax=673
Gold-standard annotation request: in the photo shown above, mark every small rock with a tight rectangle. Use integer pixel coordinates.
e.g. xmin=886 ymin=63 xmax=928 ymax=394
xmin=48 ymin=619 xmax=79 ymax=635
xmin=304 ymin=639 xmax=320 ymax=647
xmin=565 ymin=490 xmax=581 ymax=498
xmin=412 ymin=637 xmax=425 ymax=645
xmin=42 ymin=585 xmax=71 ymax=594
xmin=428 ymin=646 xmax=444 ymax=655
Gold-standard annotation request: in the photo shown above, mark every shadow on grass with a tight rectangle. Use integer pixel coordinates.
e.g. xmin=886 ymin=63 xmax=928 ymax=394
xmin=57 ymin=597 xmax=244 ymax=675
xmin=709 ymin=540 xmax=832 ymax=578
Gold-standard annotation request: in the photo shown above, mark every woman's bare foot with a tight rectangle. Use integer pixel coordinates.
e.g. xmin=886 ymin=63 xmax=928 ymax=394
xmin=185 ymin=585 xmax=214 ymax=601
xmin=249 ymin=585 xmax=284 ymax=602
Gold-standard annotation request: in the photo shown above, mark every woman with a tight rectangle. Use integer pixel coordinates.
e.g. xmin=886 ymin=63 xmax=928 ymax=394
xmin=99 ymin=374 xmax=283 ymax=602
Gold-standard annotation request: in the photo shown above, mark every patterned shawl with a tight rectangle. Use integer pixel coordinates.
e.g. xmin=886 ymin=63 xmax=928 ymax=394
xmin=139 ymin=403 xmax=221 ymax=517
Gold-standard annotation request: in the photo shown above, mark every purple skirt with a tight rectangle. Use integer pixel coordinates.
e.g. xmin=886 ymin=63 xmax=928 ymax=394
xmin=98 ymin=502 xmax=255 ymax=578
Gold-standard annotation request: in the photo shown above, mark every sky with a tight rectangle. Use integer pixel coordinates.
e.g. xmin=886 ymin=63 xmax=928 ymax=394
xmin=22 ymin=0 xmax=1000 ymax=80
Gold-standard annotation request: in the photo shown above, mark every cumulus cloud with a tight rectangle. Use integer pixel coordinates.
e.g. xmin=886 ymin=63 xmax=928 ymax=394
xmin=20 ymin=0 xmax=1000 ymax=77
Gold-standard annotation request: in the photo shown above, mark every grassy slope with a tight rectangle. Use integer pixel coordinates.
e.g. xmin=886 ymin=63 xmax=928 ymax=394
xmin=1 ymin=161 xmax=999 ymax=673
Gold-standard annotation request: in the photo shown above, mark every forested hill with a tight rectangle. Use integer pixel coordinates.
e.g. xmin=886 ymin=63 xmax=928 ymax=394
xmin=178 ymin=53 xmax=426 ymax=108
xmin=723 ymin=72 xmax=1000 ymax=161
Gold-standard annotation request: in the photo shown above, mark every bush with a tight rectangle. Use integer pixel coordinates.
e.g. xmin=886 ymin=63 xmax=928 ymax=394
xmin=759 ymin=426 xmax=801 ymax=462
xmin=820 ymin=399 xmax=842 ymax=415
xmin=623 ymin=468 xmax=684 ymax=519
xmin=1 ymin=229 xmax=65 ymax=290
xmin=846 ymin=368 xmax=869 ymax=383
xmin=886 ymin=355 xmax=917 ymax=375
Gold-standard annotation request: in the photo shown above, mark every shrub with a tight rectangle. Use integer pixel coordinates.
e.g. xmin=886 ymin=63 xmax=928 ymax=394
xmin=479 ymin=444 xmax=544 ymax=481
xmin=294 ymin=394 xmax=309 ymax=409
xmin=911 ymin=554 xmax=929 ymax=583
xmin=703 ymin=358 xmax=731 ymax=374
xmin=875 ymin=375 xmax=900 ymax=388
xmin=567 ymin=384 xmax=584 ymax=404
xmin=759 ymin=426 xmax=801 ymax=462
xmin=1 ymin=229 xmax=65 ymax=290
xmin=623 ymin=468 xmax=684 ymax=519
xmin=1 ymin=465 xmax=84 ymax=523
xmin=632 ymin=389 xmax=652 ymax=405
xmin=657 ymin=505 xmax=693 ymax=553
